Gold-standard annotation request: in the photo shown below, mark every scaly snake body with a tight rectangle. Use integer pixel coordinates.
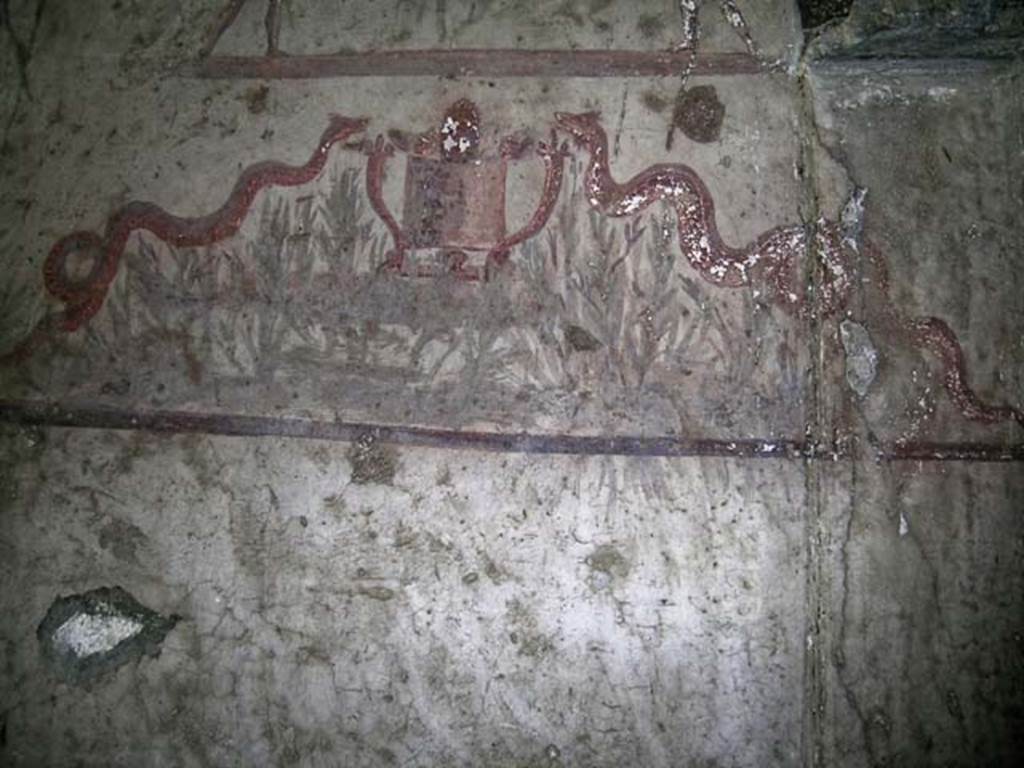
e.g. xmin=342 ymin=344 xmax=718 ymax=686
xmin=6 ymin=107 xmax=1020 ymax=430
xmin=554 ymin=110 xmax=1022 ymax=428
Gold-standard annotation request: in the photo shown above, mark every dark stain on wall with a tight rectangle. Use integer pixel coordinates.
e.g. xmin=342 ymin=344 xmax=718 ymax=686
xmin=673 ymin=85 xmax=726 ymax=144
xmin=798 ymin=0 xmax=855 ymax=29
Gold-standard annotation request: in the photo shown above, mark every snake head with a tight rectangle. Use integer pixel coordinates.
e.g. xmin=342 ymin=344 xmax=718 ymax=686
xmin=326 ymin=114 xmax=369 ymax=142
xmin=554 ymin=111 xmax=602 ymax=147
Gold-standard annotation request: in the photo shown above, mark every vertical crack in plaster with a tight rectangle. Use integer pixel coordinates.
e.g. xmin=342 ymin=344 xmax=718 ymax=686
xmin=834 ymin=462 xmax=875 ymax=764
xmin=795 ymin=47 xmax=829 ymax=768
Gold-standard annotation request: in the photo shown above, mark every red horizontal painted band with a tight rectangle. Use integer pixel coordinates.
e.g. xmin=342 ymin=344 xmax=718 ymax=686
xmin=190 ymin=50 xmax=766 ymax=79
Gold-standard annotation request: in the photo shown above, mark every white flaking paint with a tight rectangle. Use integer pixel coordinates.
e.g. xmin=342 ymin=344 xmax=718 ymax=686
xmin=53 ymin=610 xmax=144 ymax=658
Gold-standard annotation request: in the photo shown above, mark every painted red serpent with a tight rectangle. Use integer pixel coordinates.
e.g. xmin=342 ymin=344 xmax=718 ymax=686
xmin=6 ymin=105 xmax=1019 ymax=431
xmin=42 ymin=114 xmax=368 ymax=333
xmin=862 ymin=241 xmax=1024 ymax=428
xmin=554 ymin=110 xmax=1023 ymax=429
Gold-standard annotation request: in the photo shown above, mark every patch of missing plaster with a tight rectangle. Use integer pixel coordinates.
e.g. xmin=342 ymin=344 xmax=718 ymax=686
xmin=565 ymin=324 xmax=601 ymax=352
xmin=840 ymin=187 xmax=867 ymax=251
xmin=807 ymin=2 xmax=1024 ymax=58
xmin=585 ymin=544 xmax=630 ymax=591
xmin=834 ymin=83 xmax=911 ymax=110
xmin=54 ymin=613 xmax=143 ymax=657
xmin=673 ymin=85 xmax=726 ymax=144
xmin=97 ymin=516 xmax=147 ymax=563
xmin=348 ymin=432 xmax=399 ymax=485
xmin=37 ymin=586 xmax=179 ymax=685
xmin=797 ymin=0 xmax=854 ymax=30
xmin=840 ymin=320 xmax=878 ymax=397
xmin=835 ymin=83 xmax=959 ymax=112
xmin=242 ymin=84 xmax=270 ymax=115
xmin=506 ymin=599 xmax=553 ymax=658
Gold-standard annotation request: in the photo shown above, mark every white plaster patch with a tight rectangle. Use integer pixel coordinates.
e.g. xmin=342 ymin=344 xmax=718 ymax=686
xmin=836 ymin=84 xmax=910 ymax=110
xmin=840 ymin=320 xmax=879 ymax=397
xmin=53 ymin=610 xmax=144 ymax=658
xmin=899 ymin=511 xmax=909 ymax=537
xmin=841 ymin=187 xmax=867 ymax=251
xmin=926 ymin=86 xmax=958 ymax=102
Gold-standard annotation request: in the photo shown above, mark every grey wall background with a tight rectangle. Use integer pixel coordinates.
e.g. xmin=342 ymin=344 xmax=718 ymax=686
xmin=1 ymin=1 xmax=1022 ymax=765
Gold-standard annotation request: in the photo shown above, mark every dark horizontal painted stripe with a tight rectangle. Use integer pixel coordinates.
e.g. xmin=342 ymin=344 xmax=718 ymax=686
xmin=877 ymin=441 xmax=1024 ymax=462
xmin=0 ymin=399 xmax=802 ymax=459
xmin=190 ymin=50 xmax=765 ymax=79
xmin=3 ymin=400 xmax=1020 ymax=461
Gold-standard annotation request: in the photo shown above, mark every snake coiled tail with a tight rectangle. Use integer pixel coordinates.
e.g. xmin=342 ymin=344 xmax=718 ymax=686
xmin=42 ymin=114 xmax=368 ymax=333
xmin=555 ymin=109 xmax=1021 ymax=430
xmin=555 ymin=110 xmax=853 ymax=318
xmin=863 ymin=241 xmax=1024 ymax=428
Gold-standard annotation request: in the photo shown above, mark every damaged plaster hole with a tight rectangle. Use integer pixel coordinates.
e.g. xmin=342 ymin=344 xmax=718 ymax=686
xmin=673 ymin=85 xmax=726 ymax=144
xmin=348 ymin=432 xmax=399 ymax=485
xmin=840 ymin=320 xmax=878 ymax=397
xmin=53 ymin=612 xmax=144 ymax=658
xmin=840 ymin=187 xmax=867 ymax=251
xmin=797 ymin=0 xmax=854 ymax=29
xmin=586 ymin=544 xmax=630 ymax=592
xmin=37 ymin=586 xmax=179 ymax=684
xmin=565 ymin=323 xmax=602 ymax=352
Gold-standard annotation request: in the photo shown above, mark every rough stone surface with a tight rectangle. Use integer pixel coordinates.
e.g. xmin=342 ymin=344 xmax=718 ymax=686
xmin=798 ymin=0 xmax=855 ymax=29
xmin=2 ymin=428 xmax=811 ymax=766
xmin=807 ymin=0 xmax=1024 ymax=57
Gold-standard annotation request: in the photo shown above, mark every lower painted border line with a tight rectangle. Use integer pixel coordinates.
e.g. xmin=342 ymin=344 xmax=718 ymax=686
xmin=2 ymin=400 xmax=1021 ymax=461
xmin=0 ymin=400 xmax=801 ymax=459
